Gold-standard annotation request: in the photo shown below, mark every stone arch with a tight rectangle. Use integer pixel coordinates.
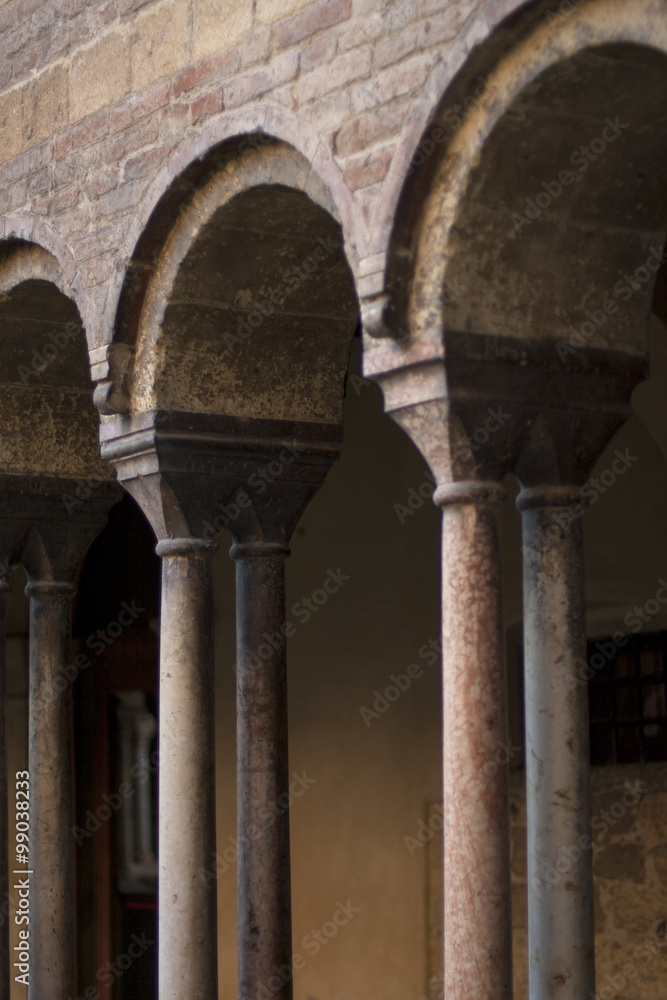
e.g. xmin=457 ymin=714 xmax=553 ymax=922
xmin=99 ymin=106 xmax=363 ymax=350
xmin=0 ymin=239 xmax=108 ymax=481
xmin=379 ymin=0 xmax=667 ymax=356
xmin=109 ymin=136 xmax=359 ymax=426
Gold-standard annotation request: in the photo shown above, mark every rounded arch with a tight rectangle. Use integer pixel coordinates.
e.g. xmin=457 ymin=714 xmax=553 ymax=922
xmin=381 ymin=0 xmax=667 ymax=349
xmin=1 ymin=216 xmax=97 ymax=345
xmin=0 ymin=239 xmax=108 ymax=480
xmin=113 ymin=135 xmax=359 ymax=426
xmin=101 ymin=106 xmax=364 ymax=350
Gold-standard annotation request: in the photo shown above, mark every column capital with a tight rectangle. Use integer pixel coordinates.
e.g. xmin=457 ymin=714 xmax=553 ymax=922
xmin=434 ymin=481 xmax=506 ymax=508
xmin=24 ymin=580 xmax=77 ymax=599
xmin=0 ymin=474 xmax=120 ymax=586
xmin=363 ymin=326 xmax=647 ymax=495
xmin=155 ymin=537 xmax=217 ymax=559
xmin=516 ymin=484 xmax=583 ymax=511
xmin=100 ymin=409 xmax=341 ymax=549
xmin=229 ymin=540 xmax=291 ymax=560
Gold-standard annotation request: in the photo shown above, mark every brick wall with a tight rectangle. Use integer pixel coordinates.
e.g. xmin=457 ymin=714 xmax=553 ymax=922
xmin=0 ymin=0 xmax=497 ymax=345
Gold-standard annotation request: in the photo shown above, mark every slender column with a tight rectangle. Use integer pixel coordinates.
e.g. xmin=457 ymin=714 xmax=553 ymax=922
xmin=518 ymin=485 xmax=594 ymax=1000
xmin=26 ymin=580 xmax=77 ymax=1000
xmin=232 ymin=540 xmax=292 ymax=1000
xmin=0 ymin=575 xmax=9 ymax=1000
xmin=435 ymin=481 xmax=513 ymax=1000
xmin=155 ymin=537 xmax=218 ymax=1000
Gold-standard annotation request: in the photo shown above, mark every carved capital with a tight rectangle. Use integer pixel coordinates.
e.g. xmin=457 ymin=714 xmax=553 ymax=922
xmin=100 ymin=410 xmax=341 ymax=548
xmin=363 ymin=325 xmax=646 ymax=493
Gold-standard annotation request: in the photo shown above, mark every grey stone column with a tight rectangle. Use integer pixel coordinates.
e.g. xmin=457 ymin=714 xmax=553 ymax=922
xmin=435 ymin=481 xmax=513 ymax=1000
xmin=155 ymin=537 xmax=218 ymax=1000
xmin=517 ymin=485 xmax=594 ymax=1000
xmin=0 ymin=574 xmax=9 ymax=1000
xmin=232 ymin=541 xmax=292 ymax=1000
xmin=26 ymin=579 xmax=77 ymax=1000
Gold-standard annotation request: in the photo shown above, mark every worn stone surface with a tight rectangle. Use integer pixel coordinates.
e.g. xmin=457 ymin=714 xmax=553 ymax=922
xmin=430 ymin=765 xmax=667 ymax=1000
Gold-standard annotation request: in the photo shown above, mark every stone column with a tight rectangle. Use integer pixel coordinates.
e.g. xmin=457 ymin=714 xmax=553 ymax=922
xmin=100 ymin=411 xmax=341 ymax=1000
xmin=0 ymin=573 xmax=10 ymax=1000
xmin=517 ymin=485 xmax=594 ymax=1000
xmin=155 ymin=537 xmax=218 ymax=1000
xmin=26 ymin=579 xmax=77 ymax=1000
xmin=436 ymin=481 xmax=513 ymax=1000
xmin=232 ymin=541 xmax=292 ymax=1000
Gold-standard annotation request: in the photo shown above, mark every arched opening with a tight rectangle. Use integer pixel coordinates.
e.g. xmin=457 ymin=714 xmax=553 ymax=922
xmin=376 ymin=10 xmax=667 ymax=1000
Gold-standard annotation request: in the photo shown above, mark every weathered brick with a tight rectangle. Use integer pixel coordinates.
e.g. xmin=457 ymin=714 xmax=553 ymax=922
xmin=241 ymin=28 xmax=271 ymax=69
xmin=336 ymin=12 xmax=385 ymax=51
xmin=373 ymin=22 xmax=421 ymax=68
xmin=350 ymin=52 xmax=432 ymax=112
xmin=159 ymin=100 xmax=190 ymax=135
xmin=62 ymin=0 xmax=91 ymax=18
xmin=31 ymin=2 xmax=62 ymax=40
xmin=88 ymin=164 xmax=121 ymax=199
xmin=297 ymin=46 xmax=370 ymax=104
xmin=0 ymin=21 xmax=30 ymax=59
xmin=27 ymin=165 xmax=51 ymax=199
xmin=72 ymin=224 xmax=122 ymax=261
xmin=192 ymin=0 xmax=252 ymax=63
xmin=191 ymin=89 xmax=225 ymax=123
xmin=267 ymin=82 xmax=296 ymax=111
xmin=12 ymin=36 xmax=51 ymax=82
xmin=53 ymin=151 xmax=84 ymax=191
xmin=71 ymin=28 xmax=132 ymax=125
xmin=0 ymin=85 xmax=23 ymax=163
xmin=91 ymin=178 xmax=147 ymax=222
xmin=300 ymin=86 xmax=350 ymax=133
xmin=82 ymin=254 xmax=116 ymax=287
xmin=131 ymin=0 xmax=191 ymax=92
xmin=110 ymin=79 xmax=171 ymax=134
xmin=23 ymin=61 xmax=68 ymax=149
xmin=273 ymin=0 xmax=351 ymax=51
xmin=49 ymin=185 xmax=81 ymax=217
xmin=104 ymin=116 xmax=160 ymax=165
xmin=224 ymin=50 xmax=299 ymax=109
xmin=256 ymin=0 xmax=312 ymax=27
xmin=53 ymin=109 xmax=110 ymax=160
xmin=172 ymin=47 xmax=239 ymax=97
xmin=332 ymin=96 xmax=406 ymax=156
xmin=300 ymin=31 xmax=337 ymax=73
xmin=116 ymin=0 xmax=160 ymax=17
xmin=342 ymin=143 xmax=396 ymax=190
xmin=124 ymin=143 xmax=167 ymax=180
xmin=0 ymin=140 xmax=51 ymax=186
xmin=0 ymin=178 xmax=27 ymax=216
